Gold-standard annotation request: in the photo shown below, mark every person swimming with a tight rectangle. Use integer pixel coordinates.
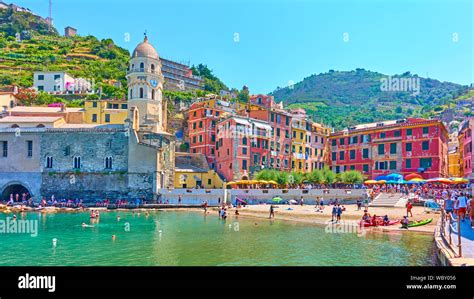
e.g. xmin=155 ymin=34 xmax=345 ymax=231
xmin=82 ymin=222 xmax=94 ymax=228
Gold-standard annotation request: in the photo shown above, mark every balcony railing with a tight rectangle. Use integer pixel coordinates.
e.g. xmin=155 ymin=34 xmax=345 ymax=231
xmin=127 ymin=68 xmax=160 ymax=74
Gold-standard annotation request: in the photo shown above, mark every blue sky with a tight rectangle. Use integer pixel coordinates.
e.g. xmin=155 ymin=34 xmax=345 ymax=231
xmin=12 ymin=0 xmax=474 ymax=93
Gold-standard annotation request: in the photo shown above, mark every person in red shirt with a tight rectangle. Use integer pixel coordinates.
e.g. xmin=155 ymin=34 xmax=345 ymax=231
xmin=406 ymin=201 xmax=413 ymax=217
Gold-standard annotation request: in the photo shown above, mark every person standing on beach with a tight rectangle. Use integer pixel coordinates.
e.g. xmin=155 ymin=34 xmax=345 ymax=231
xmin=406 ymin=201 xmax=413 ymax=217
xmin=336 ymin=205 xmax=342 ymax=223
xmin=331 ymin=204 xmax=337 ymax=222
xmin=269 ymin=205 xmax=275 ymax=219
xmin=457 ymin=192 xmax=468 ymax=221
xmin=300 ymin=196 xmax=304 ymax=206
xmin=178 ymin=195 xmax=182 ymax=205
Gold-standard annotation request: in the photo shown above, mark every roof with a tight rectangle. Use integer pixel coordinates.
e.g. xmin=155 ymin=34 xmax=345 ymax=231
xmin=9 ymin=106 xmax=84 ymax=113
xmin=330 ymin=118 xmax=447 ymax=137
xmin=0 ymin=116 xmax=63 ymax=123
xmin=132 ymin=36 xmax=159 ymax=59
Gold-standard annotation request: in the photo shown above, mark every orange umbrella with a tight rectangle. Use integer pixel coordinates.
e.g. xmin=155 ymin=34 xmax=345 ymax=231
xmin=405 ymin=173 xmax=423 ymax=181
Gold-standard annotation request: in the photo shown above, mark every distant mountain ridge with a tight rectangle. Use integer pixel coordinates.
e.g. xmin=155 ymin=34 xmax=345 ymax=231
xmin=270 ymin=69 xmax=470 ymax=130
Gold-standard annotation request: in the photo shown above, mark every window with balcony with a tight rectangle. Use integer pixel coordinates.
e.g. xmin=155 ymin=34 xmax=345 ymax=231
xmin=423 ymin=127 xmax=429 ymax=135
xmin=340 ymin=138 xmax=345 ymax=145
xmin=394 ymin=130 xmax=401 ymax=137
xmin=332 ymin=152 xmax=336 ymax=161
xmin=363 ymin=164 xmax=369 ymax=172
xmin=339 ymin=151 xmax=344 ymax=160
xmin=406 ymin=142 xmax=412 ymax=151
xmin=350 ymin=150 xmax=355 ymax=160
xmin=407 ymin=128 xmax=412 ymax=136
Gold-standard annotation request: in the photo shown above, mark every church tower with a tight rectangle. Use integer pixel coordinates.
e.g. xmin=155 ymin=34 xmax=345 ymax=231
xmin=126 ymin=35 xmax=165 ymax=133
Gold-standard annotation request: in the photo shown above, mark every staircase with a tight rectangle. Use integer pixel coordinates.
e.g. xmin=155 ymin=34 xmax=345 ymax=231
xmin=370 ymin=193 xmax=407 ymax=207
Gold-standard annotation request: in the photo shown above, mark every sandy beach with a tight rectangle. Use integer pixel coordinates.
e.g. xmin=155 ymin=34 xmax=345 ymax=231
xmin=211 ymin=204 xmax=440 ymax=235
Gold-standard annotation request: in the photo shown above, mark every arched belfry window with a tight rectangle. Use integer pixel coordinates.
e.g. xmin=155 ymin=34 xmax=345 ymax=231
xmin=140 ymin=62 xmax=144 ymax=71
xmin=152 ymin=89 xmax=155 ymax=100
xmin=151 ymin=64 xmax=155 ymax=73
xmin=139 ymin=88 xmax=144 ymax=98
xmin=105 ymin=156 xmax=113 ymax=169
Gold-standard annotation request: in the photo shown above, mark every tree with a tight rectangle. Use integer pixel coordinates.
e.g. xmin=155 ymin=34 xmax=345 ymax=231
xmin=275 ymin=171 xmax=289 ymax=187
xmin=322 ymin=167 xmax=336 ymax=184
xmin=307 ymin=169 xmax=323 ymax=184
xmin=340 ymin=170 xmax=364 ymax=184
xmin=289 ymin=171 xmax=303 ymax=187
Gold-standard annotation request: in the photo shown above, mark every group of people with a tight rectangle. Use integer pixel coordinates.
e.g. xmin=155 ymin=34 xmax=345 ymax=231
xmin=443 ymin=191 xmax=474 ymax=226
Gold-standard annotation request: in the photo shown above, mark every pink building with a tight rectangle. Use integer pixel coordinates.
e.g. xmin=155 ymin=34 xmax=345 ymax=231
xmin=216 ymin=116 xmax=272 ymax=182
xmin=458 ymin=118 xmax=474 ymax=179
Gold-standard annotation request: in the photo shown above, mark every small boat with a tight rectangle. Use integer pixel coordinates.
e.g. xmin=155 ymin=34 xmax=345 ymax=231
xmin=408 ymin=218 xmax=433 ymax=227
xmin=361 ymin=220 xmax=399 ymax=227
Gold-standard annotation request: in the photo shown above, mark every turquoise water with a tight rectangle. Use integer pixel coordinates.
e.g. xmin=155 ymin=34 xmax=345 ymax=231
xmin=0 ymin=211 xmax=435 ymax=266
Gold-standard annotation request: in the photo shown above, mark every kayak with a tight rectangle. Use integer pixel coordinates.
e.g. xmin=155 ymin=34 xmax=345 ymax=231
xmin=361 ymin=219 xmax=399 ymax=227
xmin=408 ymin=218 xmax=433 ymax=227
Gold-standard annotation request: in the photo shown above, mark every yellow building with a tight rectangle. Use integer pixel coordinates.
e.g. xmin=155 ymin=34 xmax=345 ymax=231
xmin=291 ymin=116 xmax=308 ymax=172
xmin=174 ymin=152 xmax=224 ymax=188
xmin=84 ymin=99 xmax=128 ymax=124
xmin=448 ymin=151 xmax=462 ymax=177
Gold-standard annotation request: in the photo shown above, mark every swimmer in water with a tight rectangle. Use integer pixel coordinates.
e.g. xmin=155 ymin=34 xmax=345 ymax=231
xmin=117 ymin=215 xmax=121 ymax=222
xmin=112 ymin=235 xmax=116 ymax=240
xmin=82 ymin=222 xmax=93 ymax=228
xmin=12 ymin=214 xmax=17 ymax=220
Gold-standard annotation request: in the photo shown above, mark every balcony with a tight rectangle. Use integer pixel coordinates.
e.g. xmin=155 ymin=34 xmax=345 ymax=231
xmin=127 ymin=68 xmax=160 ymax=75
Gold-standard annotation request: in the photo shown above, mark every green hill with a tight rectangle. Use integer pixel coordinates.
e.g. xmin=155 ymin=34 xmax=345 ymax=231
xmin=0 ymin=4 xmax=227 ymax=100
xmin=0 ymin=4 xmax=130 ymax=98
xmin=271 ymin=69 xmax=470 ymax=130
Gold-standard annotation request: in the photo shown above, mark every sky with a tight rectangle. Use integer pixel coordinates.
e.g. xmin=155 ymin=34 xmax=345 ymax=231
xmin=11 ymin=0 xmax=474 ymax=93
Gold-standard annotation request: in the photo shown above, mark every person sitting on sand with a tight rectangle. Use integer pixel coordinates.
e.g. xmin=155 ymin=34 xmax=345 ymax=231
xmin=383 ymin=215 xmax=389 ymax=226
xmin=371 ymin=214 xmax=378 ymax=226
xmin=401 ymin=216 xmax=409 ymax=229
xmin=235 ymin=209 xmax=239 ymax=216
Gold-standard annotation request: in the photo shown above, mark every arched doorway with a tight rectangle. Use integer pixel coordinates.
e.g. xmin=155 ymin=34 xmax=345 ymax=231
xmin=1 ymin=183 xmax=31 ymax=202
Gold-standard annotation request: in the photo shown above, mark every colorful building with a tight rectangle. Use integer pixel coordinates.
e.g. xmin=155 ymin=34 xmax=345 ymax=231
xmin=307 ymin=121 xmax=331 ymax=171
xmin=187 ymin=98 xmax=235 ymax=169
xmin=215 ymin=116 xmax=272 ymax=182
xmin=174 ymin=152 xmax=224 ymax=188
xmin=290 ymin=109 xmax=309 ymax=172
xmin=328 ymin=118 xmax=449 ymax=179
xmin=245 ymin=106 xmax=293 ymax=171
xmin=84 ymin=99 xmax=128 ymax=124
xmin=458 ymin=118 xmax=474 ymax=179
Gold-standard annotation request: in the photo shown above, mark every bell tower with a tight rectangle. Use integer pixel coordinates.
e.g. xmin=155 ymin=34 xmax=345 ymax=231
xmin=126 ymin=35 xmax=164 ymax=133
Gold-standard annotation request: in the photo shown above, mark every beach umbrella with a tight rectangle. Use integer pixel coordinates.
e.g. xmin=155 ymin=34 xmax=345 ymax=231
xmin=267 ymin=180 xmax=278 ymax=185
xmin=386 ymin=173 xmax=403 ymax=180
xmin=449 ymin=178 xmax=468 ymax=184
xmin=377 ymin=180 xmax=386 ymax=184
xmin=226 ymin=181 xmax=237 ymax=185
xmin=405 ymin=173 xmax=423 ymax=181
xmin=409 ymin=178 xmax=425 ymax=182
xmin=272 ymin=197 xmax=283 ymax=203
xmin=375 ymin=175 xmax=388 ymax=181
xmin=364 ymin=180 xmax=379 ymax=184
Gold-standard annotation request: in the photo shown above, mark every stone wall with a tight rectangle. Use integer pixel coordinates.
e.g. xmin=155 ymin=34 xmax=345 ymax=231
xmin=158 ymin=188 xmax=368 ymax=205
xmin=40 ymin=129 xmax=128 ymax=172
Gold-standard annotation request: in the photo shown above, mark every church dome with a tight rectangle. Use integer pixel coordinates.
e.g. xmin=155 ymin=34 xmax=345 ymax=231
xmin=132 ymin=36 xmax=159 ymax=59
